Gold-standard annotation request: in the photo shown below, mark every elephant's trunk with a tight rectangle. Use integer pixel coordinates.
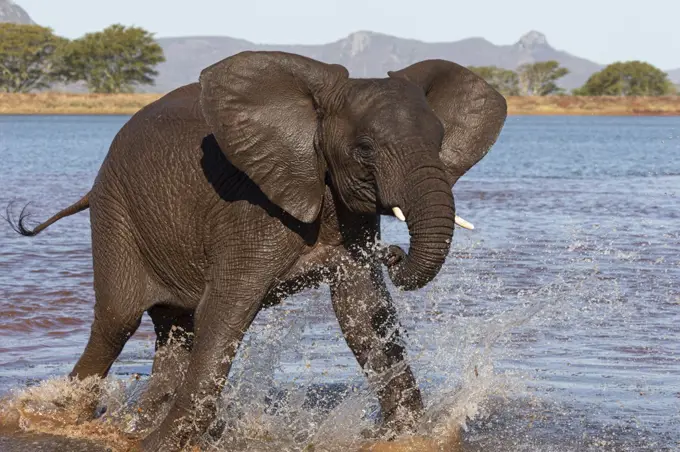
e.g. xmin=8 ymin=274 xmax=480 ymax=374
xmin=387 ymin=162 xmax=455 ymax=291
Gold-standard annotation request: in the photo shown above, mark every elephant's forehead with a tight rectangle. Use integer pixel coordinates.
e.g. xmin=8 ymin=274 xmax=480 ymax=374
xmin=347 ymin=85 xmax=443 ymax=141
xmin=345 ymin=80 xmax=422 ymax=109
xmin=347 ymin=77 xmax=425 ymax=106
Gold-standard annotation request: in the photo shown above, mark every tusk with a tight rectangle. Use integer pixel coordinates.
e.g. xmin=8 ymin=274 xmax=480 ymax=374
xmin=455 ymin=215 xmax=474 ymax=230
xmin=392 ymin=207 xmax=406 ymax=222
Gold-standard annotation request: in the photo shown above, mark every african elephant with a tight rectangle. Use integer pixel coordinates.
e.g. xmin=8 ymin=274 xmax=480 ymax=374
xmin=7 ymin=51 xmax=506 ymax=451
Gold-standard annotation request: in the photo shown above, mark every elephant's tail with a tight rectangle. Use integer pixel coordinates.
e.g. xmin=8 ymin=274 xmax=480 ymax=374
xmin=5 ymin=193 xmax=90 ymax=237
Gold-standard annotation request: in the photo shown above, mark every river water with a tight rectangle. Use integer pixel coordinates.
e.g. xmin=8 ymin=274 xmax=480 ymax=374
xmin=0 ymin=115 xmax=678 ymax=451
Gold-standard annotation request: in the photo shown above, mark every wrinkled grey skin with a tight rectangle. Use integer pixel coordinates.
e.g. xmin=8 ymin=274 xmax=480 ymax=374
xmin=7 ymin=52 xmax=506 ymax=451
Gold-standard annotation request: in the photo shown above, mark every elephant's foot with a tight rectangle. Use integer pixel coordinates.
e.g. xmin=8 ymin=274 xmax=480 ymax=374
xmin=140 ymin=418 xmax=188 ymax=452
xmin=140 ymin=422 xmax=199 ymax=452
xmin=130 ymin=376 xmax=176 ymax=433
xmin=360 ymin=407 xmax=463 ymax=452
xmin=361 ymin=424 xmax=399 ymax=442
xmin=131 ymin=389 xmax=174 ymax=433
xmin=139 ymin=394 xmax=217 ymax=452
xmin=360 ymin=409 xmax=420 ymax=442
xmin=371 ymin=370 xmax=425 ymax=437
xmin=358 ymin=429 xmax=463 ymax=452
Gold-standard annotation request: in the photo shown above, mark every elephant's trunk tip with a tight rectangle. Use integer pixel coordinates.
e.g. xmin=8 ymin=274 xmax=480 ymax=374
xmin=387 ymin=206 xmax=455 ymax=290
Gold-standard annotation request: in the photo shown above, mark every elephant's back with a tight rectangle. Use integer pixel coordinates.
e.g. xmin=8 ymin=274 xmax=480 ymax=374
xmin=109 ymin=83 xmax=210 ymax=161
xmin=98 ymin=82 xmax=209 ymax=167
xmin=90 ymin=83 xmax=217 ymax=302
xmin=94 ymin=82 xmax=214 ymax=209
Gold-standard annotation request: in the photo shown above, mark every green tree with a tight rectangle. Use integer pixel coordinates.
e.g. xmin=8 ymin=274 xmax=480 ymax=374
xmin=61 ymin=24 xmax=165 ymax=93
xmin=517 ymin=61 xmax=569 ymax=96
xmin=0 ymin=23 xmax=67 ymax=92
xmin=574 ymin=61 xmax=674 ymax=96
xmin=467 ymin=66 xmax=519 ymax=96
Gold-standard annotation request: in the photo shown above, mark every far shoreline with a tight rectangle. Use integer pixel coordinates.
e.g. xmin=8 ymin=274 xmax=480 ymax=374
xmin=1 ymin=93 xmax=680 ymax=116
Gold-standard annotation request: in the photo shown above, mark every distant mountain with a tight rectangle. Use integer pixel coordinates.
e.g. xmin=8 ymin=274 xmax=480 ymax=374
xmin=148 ymin=30 xmax=602 ymax=93
xmin=668 ymin=68 xmax=680 ymax=84
xmin=0 ymin=0 xmax=34 ymax=24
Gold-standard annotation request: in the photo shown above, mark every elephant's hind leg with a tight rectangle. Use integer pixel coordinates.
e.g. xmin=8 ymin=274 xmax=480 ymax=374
xmin=69 ymin=228 xmax=149 ymax=384
xmin=65 ymin=230 xmax=149 ymax=423
xmin=134 ymin=305 xmax=195 ymax=431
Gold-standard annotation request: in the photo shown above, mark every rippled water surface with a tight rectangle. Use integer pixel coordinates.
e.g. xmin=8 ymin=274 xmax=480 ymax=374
xmin=0 ymin=115 xmax=679 ymax=451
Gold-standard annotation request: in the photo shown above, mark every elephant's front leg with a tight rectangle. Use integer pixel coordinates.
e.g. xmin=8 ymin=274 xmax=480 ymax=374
xmin=330 ymin=260 xmax=423 ymax=438
xmin=140 ymin=265 xmax=275 ymax=451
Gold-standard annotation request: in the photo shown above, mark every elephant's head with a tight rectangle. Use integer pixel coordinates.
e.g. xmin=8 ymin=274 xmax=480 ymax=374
xmin=199 ymin=52 xmax=507 ymax=290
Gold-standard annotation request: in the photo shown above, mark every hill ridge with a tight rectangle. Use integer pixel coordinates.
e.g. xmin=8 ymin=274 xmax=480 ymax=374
xmin=0 ymin=0 xmax=34 ymax=25
xmin=149 ymin=29 xmax=602 ymax=92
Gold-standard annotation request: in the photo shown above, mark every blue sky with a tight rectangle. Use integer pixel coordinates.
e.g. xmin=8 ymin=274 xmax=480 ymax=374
xmin=19 ymin=0 xmax=680 ymax=69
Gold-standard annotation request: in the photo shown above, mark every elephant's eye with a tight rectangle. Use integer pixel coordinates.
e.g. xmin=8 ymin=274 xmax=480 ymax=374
xmin=355 ymin=141 xmax=374 ymax=161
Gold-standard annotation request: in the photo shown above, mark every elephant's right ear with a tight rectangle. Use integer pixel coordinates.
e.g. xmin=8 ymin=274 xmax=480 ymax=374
xmin=199 ymin=51 xmax=349 ymax=223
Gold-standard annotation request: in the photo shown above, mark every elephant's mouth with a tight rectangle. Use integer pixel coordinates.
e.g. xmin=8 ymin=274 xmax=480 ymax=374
xmin=391 ymin=206 xmax=475 ymax=230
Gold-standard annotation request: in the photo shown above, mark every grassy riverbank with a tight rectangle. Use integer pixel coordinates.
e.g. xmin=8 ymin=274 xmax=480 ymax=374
xmin=507 ymin=95 xmax=680 ymax=116
xmin=0 ymin=93 xmax=161 ymax=115
xmin=1 ymin=93 xmax=680 ymax=116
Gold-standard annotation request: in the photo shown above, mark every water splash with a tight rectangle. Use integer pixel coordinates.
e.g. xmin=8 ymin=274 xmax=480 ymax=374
xmin=0 ymin=376 xmax=137 ymax=450
xmin=0 ymin=224 xmax=677 ymax=451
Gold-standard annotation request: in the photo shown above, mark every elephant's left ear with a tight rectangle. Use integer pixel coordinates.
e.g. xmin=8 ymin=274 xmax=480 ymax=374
xmin=388 ymin=60 xmax=507 ymax=186
xmin=200 ymin=51 xmax=349 ymax=223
